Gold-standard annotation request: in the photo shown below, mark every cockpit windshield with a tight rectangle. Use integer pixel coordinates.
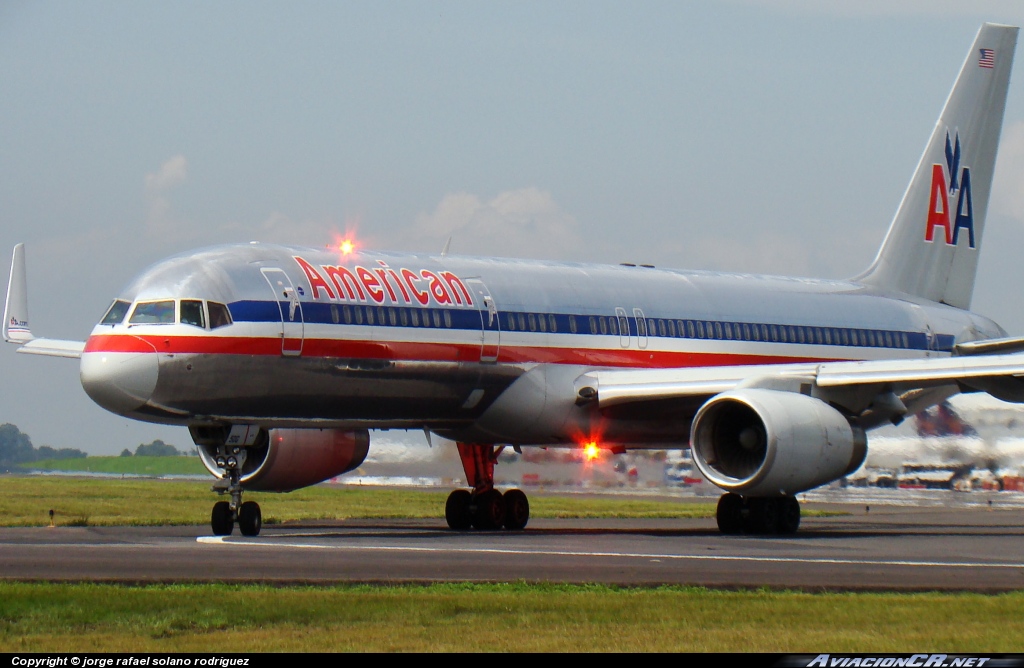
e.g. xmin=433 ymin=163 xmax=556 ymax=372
xmin=129 ymin=300 xmax=175 ymax=325
xmin=180 ymin=300 xmax=205 ymax=328
xmin=99 ymin=300 xmax=131 ymax=325
xmin=208 ymin=301 xmax=233 ymax=329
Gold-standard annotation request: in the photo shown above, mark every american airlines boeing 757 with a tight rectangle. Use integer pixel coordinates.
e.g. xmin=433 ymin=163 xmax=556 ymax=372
xmin=6 ymin=24 xmax=1024 ymax=537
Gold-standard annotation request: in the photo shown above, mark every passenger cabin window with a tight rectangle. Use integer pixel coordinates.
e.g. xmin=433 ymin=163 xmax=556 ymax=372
xmin=180 ymin=300 xmax=205 ymax=328
xmin=100 ymin=300 xmax=131 ymax=325
xmin=208 ymin=302 xmax=233 ymax=329
xmin=129 ymin=300 xmax=175 ymax=325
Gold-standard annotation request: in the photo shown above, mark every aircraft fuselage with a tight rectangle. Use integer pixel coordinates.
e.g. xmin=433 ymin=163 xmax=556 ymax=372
xmin=78 ymin=242 xmax=1004 ymax=447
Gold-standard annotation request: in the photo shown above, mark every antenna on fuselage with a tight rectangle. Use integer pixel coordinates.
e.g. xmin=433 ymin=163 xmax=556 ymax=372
xmin=440 ymin=236 xmax=452 ymax=258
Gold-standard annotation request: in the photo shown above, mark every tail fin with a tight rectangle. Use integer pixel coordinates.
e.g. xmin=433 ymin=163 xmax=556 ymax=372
xmin=858 ymin=23 xmax=1017 ymax=310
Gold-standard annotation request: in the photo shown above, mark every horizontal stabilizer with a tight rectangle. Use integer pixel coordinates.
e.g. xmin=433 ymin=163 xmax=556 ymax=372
xmin=954 ymin=335 xmax=1024 ymax=356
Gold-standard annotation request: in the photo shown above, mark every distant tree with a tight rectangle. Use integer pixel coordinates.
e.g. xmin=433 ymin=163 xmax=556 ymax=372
xmin=0 ymin=424 xmax=86 ymax=464
xmin=0 ymin=424 xmax=36 ymax=465
xmin=35 ymin=445 xmax=87 ymax=460
xmin=120 ymin=448 xmax=133 ymax=457
xmin=134 ymin=439 xmax=183 ymax=457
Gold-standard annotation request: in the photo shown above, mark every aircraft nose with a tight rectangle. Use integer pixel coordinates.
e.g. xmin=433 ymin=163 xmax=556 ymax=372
xmin=80 ymin=344 xmax=159 ymax=416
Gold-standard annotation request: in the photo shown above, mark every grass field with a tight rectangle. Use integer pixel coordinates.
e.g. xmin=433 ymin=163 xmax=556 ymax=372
xmin=26 ymin=455 xmax=207 ymax=476
xmin=2 ymin=582 xmax=1023 ymax=652
xmin=0 ymin=475 xmax=719 ymax=526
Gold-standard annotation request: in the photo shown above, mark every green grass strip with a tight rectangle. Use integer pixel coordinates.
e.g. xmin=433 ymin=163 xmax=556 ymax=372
xmin=26 ymin=456 xmax=208 ymax=476
xmin=0 ymin=476 xmax=718 ymax=526
xmin=1 ymin=582 xmax=1022 ymax=652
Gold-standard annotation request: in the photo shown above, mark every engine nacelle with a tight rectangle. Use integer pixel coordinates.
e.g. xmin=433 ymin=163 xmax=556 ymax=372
xmin=690 ymin=389 xmax=866 ymax=496
xmin=196 ymin=428 xmax=370 ymax=492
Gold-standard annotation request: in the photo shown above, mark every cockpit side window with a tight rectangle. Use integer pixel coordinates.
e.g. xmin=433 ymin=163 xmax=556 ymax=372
xmin=129 ymin=300 xmax=175 ymax=325
xmin=180 ymin=300 xmax=206 ymax=328
xmin=208 ymin=302 xmax=233 ymax=329
xmin=100 ymin=300 xmax=131 ymax=325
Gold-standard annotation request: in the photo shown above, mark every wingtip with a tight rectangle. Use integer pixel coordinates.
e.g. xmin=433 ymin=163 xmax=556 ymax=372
xmin=4 ymin=242 xmax=32 ymax=344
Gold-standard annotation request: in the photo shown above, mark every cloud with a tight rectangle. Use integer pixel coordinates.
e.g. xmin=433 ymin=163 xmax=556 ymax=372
xmin=404 ymin=187 xmax=584 ymax=259
xmin=992 ymin=121 xmax=1024 ymax=225
xmin=145 ymin=155 xmax=187 ymax=193
xmin=144 ymin=155 xmax=188 ymax=232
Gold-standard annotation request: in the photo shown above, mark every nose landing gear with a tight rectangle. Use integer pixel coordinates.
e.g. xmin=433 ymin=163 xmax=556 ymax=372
xmin=445 ymin=442 xmax=530 ymax=531
xmin=208 ymin=446 xmax=262 ymax=537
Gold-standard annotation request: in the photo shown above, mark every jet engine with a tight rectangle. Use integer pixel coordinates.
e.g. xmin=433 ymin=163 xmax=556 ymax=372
xmin=690 ymin=389 xmax=866 ymax=496
xmin=196 ymin=428 xmax=370 ymax=492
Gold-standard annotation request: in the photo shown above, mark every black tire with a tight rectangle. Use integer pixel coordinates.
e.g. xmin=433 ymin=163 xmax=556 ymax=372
xmin=716 ymin=493 xmax=744 ymax=534
xmin=777 ymin=496 xmax=801 ymax=534
xmin=211 ymin=501 xmax=233 ymax=536
xmin=445 ymin=489 xmax=473 ymax=530
xmin=471 ymin=489 xmax=505 ymax=530
xmin=502 ymin=489 xmax=530 ymax=530
xmin=238 ymin=501 xmax=262 ymax=537
xmin=746 ymin=497 xmax=780 ymax=534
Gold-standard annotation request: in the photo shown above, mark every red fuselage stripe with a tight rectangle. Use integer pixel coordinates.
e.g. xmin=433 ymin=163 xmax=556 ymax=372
xmin=83 ymin=334 xmax=832 ymax=368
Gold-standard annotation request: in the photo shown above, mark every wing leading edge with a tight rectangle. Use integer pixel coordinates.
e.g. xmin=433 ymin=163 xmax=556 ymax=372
xmin=581 ymin=353 xmax=1024 ymax=410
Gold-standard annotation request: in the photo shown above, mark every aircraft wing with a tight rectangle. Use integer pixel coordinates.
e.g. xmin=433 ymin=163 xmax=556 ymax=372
xmin=11 ymin=338 xmax=85 ymax=359
xmin=581 ymin=354 xmax=1024 ymax=409
xmin=3 ymin=243 xmax=86 ymax=359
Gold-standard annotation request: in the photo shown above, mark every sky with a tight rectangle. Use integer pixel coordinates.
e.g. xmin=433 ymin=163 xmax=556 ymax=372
xmin=5 ymin=1 xmax=1024 ymax=455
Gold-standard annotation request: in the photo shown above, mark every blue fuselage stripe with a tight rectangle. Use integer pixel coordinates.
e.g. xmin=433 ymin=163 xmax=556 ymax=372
xmin=227 ymin=300 xmax=954 ymax=353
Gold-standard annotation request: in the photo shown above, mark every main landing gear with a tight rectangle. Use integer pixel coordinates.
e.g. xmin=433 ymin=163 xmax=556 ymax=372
xmin=715 ymin=492 xmax=801 ymax=535
xmin=209 ymin=447 xmax=262 ymax=537
xmin=445 ymin=442 xmax=530 ymax=531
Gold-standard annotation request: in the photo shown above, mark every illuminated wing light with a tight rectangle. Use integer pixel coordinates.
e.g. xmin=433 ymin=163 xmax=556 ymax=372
xmin=583 ymin=442 xmax=600 ymax=461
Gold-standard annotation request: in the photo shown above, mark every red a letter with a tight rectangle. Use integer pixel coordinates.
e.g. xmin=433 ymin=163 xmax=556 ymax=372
xmin=925 ymin=164 xmax=952 ymax=245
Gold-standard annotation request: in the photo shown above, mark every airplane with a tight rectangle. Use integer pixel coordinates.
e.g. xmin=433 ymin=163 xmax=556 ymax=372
xmin=5 ymin=23 xmax=1024 ymax=538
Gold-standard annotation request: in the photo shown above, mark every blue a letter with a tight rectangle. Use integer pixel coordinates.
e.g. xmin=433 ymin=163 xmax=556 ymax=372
xmin=952 ymin=168 xmax=975 ymax=248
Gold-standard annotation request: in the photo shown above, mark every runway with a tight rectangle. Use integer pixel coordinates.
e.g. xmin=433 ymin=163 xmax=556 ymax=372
xmin=2 ymin=501 xmax=1024 ymax=590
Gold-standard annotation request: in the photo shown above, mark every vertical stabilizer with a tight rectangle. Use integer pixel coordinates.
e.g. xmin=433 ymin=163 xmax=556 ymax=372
xmin=858 ymin=23 xmax=1017 ymax=309
xmin=3 ymin=243 xmax=33 ymax=343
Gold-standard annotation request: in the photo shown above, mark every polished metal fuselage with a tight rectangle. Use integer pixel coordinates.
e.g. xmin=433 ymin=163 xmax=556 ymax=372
xmin=79 ymin=243 xmax=1004 ymax=447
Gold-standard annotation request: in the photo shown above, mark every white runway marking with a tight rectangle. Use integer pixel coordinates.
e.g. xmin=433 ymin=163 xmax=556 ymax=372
xmin=196 ymin=535 xmax=1024 ymax=570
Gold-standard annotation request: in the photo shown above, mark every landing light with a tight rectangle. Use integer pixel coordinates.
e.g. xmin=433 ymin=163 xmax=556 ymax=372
xmin=584 ymin=442 xmax=600 ymax=461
